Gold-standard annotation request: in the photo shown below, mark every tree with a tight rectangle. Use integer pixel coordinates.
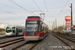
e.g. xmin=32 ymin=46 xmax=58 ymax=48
xmin=53 ymin=28 xmax=57 ymax=30
xmin=48 ymin=29 xmax=51 ymax=31
xmin=57 ymin=26 xmax=64 ymax=31
xmin=52 ymin=26 xmax=64 ymax=31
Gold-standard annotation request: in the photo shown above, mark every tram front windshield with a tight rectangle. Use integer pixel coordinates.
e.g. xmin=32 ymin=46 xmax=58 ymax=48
xmin=25 ymin=21 xmax=38 ymax=32
xmin=6 ymin=27 xmax=12 ymax=33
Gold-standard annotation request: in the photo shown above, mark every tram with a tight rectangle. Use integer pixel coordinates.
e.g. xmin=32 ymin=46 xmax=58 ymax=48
xmin=6 ymin=26 xmax=24 ymax=36
xmin=24 ymin=16 xmax=48 ymax=41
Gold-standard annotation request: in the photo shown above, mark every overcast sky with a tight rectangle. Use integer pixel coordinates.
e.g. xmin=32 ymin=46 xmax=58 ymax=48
xmin=0 ymin=0 xmax=75 ymax=29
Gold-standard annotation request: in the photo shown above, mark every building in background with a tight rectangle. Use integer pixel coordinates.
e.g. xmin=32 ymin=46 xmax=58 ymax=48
xmin=0 ymin=23 xmax=8 ymax=31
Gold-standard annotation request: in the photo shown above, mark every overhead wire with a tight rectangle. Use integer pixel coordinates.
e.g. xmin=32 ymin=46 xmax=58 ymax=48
xmin=33 ymin=0 xmax=45 ymax=21
xmin=43 ymin=0 xmax=48 ymax=12
xmin=9 ymin=0 xmax=36 ymax=15
xmin=0 ymin=8 xmax=27 ymax=20
xmin=0 ymin=8 xmax=26 ymax=19
xmin=0 ymin=9 xmax=14 ymax=15
xmin=0 ymin=9 xmax=22 ymax=20
xmin=0 ymin=2 xmax=20 ymax=17
xmin=33 ymin=0 xmax=43 ymax=13
xmin=43 ymin=0 xmax=48 ymax=21
xmin=0 ymin=3 xmax=18 ymax=9
xmin=56 ymin=0 xmax=69 ymax=18
xmin=0 ymin=9 xmax=22 ymax=19
xmin=0 ymin=0 xmax=36 ymax=20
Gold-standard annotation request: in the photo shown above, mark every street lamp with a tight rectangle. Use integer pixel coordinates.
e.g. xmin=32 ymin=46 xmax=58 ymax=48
xmin=70 ymin=3 xmax=73 ymax=34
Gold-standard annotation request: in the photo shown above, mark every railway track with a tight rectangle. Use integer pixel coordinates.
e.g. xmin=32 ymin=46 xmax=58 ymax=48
xmin=0 ymin=36 xmax=24 ymax=44
xmin=51 ymin=33 xmax=75 ymax=50
xmin=0 ymin=35 xmax=6 ymax=38
xmin=0 ymin=36 xmax=23 ymax=39
xmin=0 ymin=36 xmax=10 ymax=39
xmin=14 ymin=34 xmax=48 ymax=50
xmin=0 ymin=36 xmax=42 ymax=50
xmin=13 ymin=40 xmax=42 ymax=50
xmin=53 ymin=33 xmax=75 ymax=43
xmin=13 ymin=36 xmax=48 ymax=50
xmin=29 ymin=35 xmax=48 ymax=50
xmin=0 ymin=34 xmax=48 ymax=50
xmin=0 ymin=36 xmax=28 ymax=50
xmin=29 ymin=40 xmax=42 ymax=50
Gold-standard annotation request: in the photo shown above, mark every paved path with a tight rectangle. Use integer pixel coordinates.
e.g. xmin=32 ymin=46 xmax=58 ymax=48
xmin=33 ymin=34 xmax=67 ymax=50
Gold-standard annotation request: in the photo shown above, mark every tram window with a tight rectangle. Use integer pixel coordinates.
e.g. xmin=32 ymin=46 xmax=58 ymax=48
xmin=12 ymin=27 xmax=15 ymax=33
xmin=40 ymin=25 xmax=44 ymax=31
xmin=26 ymin=24 xmax=38 ymax=31
xmin=6 ymin=28 xmax=11 ymax=33
xmin=40 ymin=25 xmax=42 ymax=31
xmin=18 ymin=28 xmax=22 ymax=32
xmin=41 ymin=27 xmax=44 ymax=31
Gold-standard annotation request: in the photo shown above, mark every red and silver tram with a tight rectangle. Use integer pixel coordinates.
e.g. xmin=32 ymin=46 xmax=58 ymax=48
xmin=24 ymin=16 xmax=48 ymax=41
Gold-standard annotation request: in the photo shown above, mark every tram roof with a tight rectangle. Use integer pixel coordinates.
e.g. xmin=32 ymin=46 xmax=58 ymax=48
xmin=27 ymin=16 xmax=40 ymax=19
xmin=6 ymin=25 xmax=24 ymax=28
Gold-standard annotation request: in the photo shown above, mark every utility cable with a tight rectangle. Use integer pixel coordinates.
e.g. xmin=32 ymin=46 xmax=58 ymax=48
xmin=0 ymin=9 xmax=14 ymax=14
xmin=0 ymin=8 xmax=26 ymax=19
xmin=44 ymin=0 xmax=48 ymax=12
xmin=0 ymin=3 xmax=18 ymax=9
xmin=33 ymin=0 xmax=43 ymax=13
xmin=9 ymin=0 xmax=36 ymax=15
xmin=56 ymin=0 xmax=69 ymax=17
